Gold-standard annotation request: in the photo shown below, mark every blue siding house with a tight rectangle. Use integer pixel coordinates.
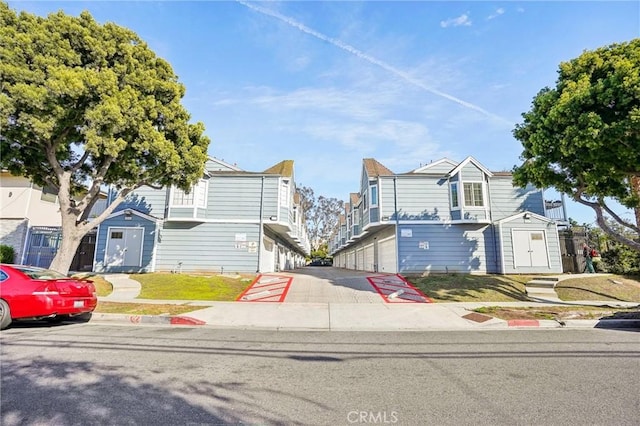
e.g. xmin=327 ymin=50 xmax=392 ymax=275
xmin=330 ymin=157 xmax=566 ymax=275
xmin=94 ymin=158 xmax=310 ymax=273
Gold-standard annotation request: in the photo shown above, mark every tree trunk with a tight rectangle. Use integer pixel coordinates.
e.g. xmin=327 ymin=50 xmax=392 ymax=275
xmin=49 ymin=231 xmax=83 ymax=274
xmin=48 ymin=200 xmax=89 ymax=275
xmin=632 ymin=175 xmax=640 ymax=230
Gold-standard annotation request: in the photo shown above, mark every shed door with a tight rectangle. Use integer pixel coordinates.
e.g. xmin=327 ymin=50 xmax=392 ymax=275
xmin=513 ymin=230 xmax=548 ymax=267
xmin=106 ymin=227 xmax=142 ymax=267
xmin=378 ymin=236 xmax=397 ymax=273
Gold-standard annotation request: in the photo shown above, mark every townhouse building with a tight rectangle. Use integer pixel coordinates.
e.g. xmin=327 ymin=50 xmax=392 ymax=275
xmin=330 ymin=157 xmax=567 ymax=275
xmin=93 ymin=157 xmax=310 ymax=274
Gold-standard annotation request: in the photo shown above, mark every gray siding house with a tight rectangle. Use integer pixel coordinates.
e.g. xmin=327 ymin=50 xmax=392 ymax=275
xmin=94 ymin=158 xmax=310 ymax=273
xmin=330 ymin=157 xmax=565 ymax=275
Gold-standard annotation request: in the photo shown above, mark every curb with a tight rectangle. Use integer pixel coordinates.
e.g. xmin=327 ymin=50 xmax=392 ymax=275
xmin=506 ymin=318 xmax=640 ymax=329
xmin=88 ymin=313 xmax=640 ymax=330
xmin=91 ymin=313 xmax=205 ymax=326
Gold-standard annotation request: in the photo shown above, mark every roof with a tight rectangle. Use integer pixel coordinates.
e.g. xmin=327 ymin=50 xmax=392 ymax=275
xmin=409 ymin=158 xmax=458 ymax=174
xmin=447 ymin=156 xmax=493 ymax=178
xmin=263 ymin=160 xmax=294 ymax=177
xmin=363 ymin=158 xmax=394 ymax=177
xmin=350 ymin=192 xmax=360 ymax=206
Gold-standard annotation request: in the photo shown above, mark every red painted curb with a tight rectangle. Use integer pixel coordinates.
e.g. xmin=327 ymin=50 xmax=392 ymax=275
xmin=170 ymin=316 xmax=206 ymax=326
xmin=508 ymin=319 xmax=540 ymax=327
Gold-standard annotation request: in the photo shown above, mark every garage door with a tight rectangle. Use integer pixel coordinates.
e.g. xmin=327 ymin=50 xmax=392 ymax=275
xmin=261 ymin=236 xmax=275 ymax=273
xmin=356 ymin=247 xmax=365 ymax=270
xmin=378 ymin=236 xmax=396 ymax=273
xmin=364 ymin=243 xmax=374 ymax=272
xmin=347 ymin=250 xmax=356 ymax=270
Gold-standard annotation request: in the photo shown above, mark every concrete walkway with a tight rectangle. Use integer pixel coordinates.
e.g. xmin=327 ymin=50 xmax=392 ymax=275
xmin=94 ymin=273 xmax=640 ymax=330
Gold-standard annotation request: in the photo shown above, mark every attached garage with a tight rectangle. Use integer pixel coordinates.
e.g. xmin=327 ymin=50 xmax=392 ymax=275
xmin=377 ymin=236 xmax=396 ymax=273
xmin=356 ymin=247 xmax=365 ymax=270
xmin=261 ymin=236 xmax=275 ymax=273
xmin=363 ymin=243 xmax=375 ymax=272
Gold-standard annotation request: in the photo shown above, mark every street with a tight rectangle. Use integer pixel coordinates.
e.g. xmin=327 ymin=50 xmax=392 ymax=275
xmin=1 ymin=324 xmax=639 ymax=425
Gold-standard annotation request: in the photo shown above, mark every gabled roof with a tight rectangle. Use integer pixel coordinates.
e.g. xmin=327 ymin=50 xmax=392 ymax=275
xmin=363 ymin=158 xmax=394 ymax=177
xmin=206 ymin=156 xmax=243 ymax=172
xmin=496 ymin=211 xmax=554 ymax=224
xmin=350 ymin=192 xmax=360 ymax=206
xmin=447 ymin=156 xmax=493 ymax=178
xmin=344 ymin=202 xmax=351 ymax=214
xmin=410 ymin=158 xmax=458 ymax=174
xmin=263 ymin=160 xmax=294 ymax=177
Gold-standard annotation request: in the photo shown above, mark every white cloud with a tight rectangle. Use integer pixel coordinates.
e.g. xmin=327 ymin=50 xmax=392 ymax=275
xmin=487 ymin=8 xmax=505 ymax=20
xmin=440 ymin=13 xmax=472 ymax=28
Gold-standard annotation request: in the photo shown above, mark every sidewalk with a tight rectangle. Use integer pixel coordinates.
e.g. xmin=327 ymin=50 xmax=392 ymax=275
xmin=93 ymin=274 xmax=640 ymax=330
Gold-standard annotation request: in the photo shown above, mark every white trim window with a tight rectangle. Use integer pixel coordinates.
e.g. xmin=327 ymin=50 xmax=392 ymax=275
xmin=370 ymin=184 xmax=378 ymax=207
xmin=280 ymin=180 xmax=290 ymax=208
xmin=40 ymin=185 xmax=58 ymax=203
xmin=463 ymin=182 xmax=484 ymax=207
xmin=450 ymin=182 xmax=460 ymax=209
xmin=171 ymin=179 xmax=208 ymax=208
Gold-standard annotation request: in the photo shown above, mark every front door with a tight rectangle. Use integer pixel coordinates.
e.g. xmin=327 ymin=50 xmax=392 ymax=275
xmin=105 ymin=227 xmax=143 ymax=267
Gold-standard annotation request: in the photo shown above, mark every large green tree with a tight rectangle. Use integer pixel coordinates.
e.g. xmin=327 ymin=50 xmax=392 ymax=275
xmin=513 ymin=39 xmax=640 ymax=251
xmin=298 ymin=185 xmax=343 ymax=251
xmin=0 ymin=3 xmax=210 ymax=273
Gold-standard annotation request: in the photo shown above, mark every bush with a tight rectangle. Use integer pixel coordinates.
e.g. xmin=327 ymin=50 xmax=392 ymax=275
xmin=601 ymin=245 xmax=640 ymax=275
xmin=0 ymin=245 xmax=15 ymax=264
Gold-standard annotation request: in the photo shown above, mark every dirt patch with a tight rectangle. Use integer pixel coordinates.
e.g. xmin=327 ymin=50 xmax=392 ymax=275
xmin=474 ymin=306 xmax=640 ymax=321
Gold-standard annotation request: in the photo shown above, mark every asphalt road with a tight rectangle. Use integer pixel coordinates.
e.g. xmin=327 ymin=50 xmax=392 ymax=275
xmin=1 ymin=323 xmax=639 ymax=425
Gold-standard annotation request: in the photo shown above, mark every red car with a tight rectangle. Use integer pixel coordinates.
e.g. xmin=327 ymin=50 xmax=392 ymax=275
xmin=0 ymin=264 xmax=97 ymax=330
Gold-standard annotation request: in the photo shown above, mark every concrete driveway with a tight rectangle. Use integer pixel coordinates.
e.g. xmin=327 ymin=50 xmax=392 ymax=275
xmin=237 ymin=266 xmax=430 ymax=304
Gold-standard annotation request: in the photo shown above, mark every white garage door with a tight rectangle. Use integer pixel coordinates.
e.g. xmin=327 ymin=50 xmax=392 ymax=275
xmin=364 ymin=243 xmax=374 ymax=272
xmin=356 ymin=247 xmax=365 ymax=270
xmin=347 ymin=250 xmax=356 ymax=270
xmin=261 ymin=236 xmax=275 ymax=273
xmin=378 ymin=236 xmax=397 ymax=273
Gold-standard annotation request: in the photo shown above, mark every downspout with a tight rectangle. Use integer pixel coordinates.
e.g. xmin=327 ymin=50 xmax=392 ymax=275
xmin=393 ymin=176 xmax=400 ymax=274
xmin=486 ymin=175 xmax=499 ymax=274
xmin=257 ymin=175 xmax=265 ymax=273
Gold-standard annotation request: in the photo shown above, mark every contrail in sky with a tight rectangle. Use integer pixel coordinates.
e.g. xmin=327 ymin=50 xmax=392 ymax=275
xmin=237 ymin=0 xmax=512 ymax=125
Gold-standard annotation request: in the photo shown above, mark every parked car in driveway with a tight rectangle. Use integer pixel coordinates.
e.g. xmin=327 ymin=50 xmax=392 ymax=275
xmin=0 ymin=264 xmax=97 ymax=330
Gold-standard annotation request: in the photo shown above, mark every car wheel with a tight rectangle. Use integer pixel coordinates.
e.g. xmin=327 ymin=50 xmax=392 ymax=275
xmin=73 ymin=312 xmax=93 ymax=322
xmin=0 ymin=299 xmax=12 ymax=330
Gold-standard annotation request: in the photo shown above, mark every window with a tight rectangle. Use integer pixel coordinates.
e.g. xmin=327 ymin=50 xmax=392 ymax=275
xmin=280 ymin=180 xmax=289 ymax=207
xmin=40 ymin=185 xmax=58 ymax=203
xmin=353 ymin=208 xmax=359 ymax=225
xmin=32 ymin=234 xmax=60 ymax=248
xmin=363 ymin=193 xmax=367 ymax=210
xmin=370 ymin=184 xmax=378 ymax=206
xmin=450 ymin=183 xmax=459 ymax=209
xmin=111 ymin=231 xmax=123 ymax=239
xmin=463 ymin=182 xmax=484 ymax=207
xmin=171 ymin=180 xmax=207 ymax=208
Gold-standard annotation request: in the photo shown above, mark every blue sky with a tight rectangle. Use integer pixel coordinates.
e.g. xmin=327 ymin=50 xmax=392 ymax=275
xmin=8 ymin=1 xmax=640 ymax=224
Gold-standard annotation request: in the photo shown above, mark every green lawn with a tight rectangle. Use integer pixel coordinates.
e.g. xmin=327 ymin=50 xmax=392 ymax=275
xmin=407 ymin=274 xmax=534 ymax=302
xmin=133 ymin=273 xmax=255 ymax=301
xmin=555 ymin=275 xmax=640 ymax=302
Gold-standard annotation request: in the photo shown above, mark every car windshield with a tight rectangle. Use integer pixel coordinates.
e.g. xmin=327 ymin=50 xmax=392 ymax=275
xmin=14 ymin=266 xmax=68 ymax=280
